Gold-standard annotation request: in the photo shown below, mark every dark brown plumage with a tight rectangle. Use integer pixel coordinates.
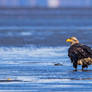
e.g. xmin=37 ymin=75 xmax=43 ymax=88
xmin=66 ymin=37 xmax=92 ymax=71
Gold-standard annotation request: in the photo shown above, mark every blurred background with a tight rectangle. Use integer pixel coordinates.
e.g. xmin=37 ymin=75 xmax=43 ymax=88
xmin=0 ymin=0 xmax=92 ymax=46
xmin=0 ymin=0 xmax=92 ymax=8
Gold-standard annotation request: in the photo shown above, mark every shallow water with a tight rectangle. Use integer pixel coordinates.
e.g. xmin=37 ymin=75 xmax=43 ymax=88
xmin=1 ymin=46 xmax=92 ymax=92
xmin=0 ymin=8 xmax=92 ymax=92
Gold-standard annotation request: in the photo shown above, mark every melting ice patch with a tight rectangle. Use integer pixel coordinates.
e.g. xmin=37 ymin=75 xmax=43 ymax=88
xmin=29 ymin=47 xmax=67 ymax=57
xmin=0 ymin=46 xmax=70 ymax=65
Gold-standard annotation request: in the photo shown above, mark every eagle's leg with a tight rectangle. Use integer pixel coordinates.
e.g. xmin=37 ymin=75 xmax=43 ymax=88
xmin=74 ymin=68 xmax=77 ymax=71
xmin=73 ymin=63 xmax=77 ymax=71
xmin=82 ymin=66 xmax=84 ymax=71
xmin=82 ymin=65 xmax=88 ymax=71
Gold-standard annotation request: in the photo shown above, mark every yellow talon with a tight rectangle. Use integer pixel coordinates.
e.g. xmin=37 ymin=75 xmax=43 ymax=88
xmin=8 ymin=78 xmax=12 ymax=80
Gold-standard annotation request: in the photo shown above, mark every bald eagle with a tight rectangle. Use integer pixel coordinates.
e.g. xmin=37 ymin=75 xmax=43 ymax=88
xmin=66 ymin=37 xmax=92 ymax=71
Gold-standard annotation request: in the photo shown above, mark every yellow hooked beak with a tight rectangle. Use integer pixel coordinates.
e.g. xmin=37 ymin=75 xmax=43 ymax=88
xmin=66 ymin=39 xmax=72 ymax=42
